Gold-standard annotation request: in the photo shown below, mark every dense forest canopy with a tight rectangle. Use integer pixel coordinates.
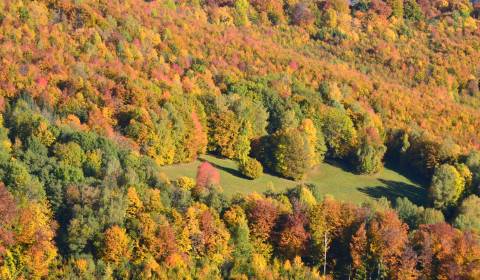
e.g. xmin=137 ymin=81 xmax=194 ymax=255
xmin=0 ymin=0 xmax=480 ymax=279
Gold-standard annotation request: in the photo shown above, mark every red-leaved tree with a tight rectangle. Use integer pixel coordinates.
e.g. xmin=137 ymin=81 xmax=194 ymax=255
xmin=196 ymin=162 xmax=220 ymax=191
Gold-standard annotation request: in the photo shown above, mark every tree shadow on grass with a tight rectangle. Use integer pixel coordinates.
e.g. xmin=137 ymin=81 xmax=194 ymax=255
xmin=324 ymin=159 xmax=356 ymax=173
xmin=358 ymin=179 xmax=428 ymax=206
xmin=198 ymin=156 xmax=248 ymax=179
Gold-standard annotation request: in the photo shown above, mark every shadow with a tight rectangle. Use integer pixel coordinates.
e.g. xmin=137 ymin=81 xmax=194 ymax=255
xmin=198 ymin=154 xmax=286 ymax=181
xmin=210 ymin=161 xmax=248 ymax=179
xmin=324 ymin=158 xmax=356 ymax=173
xmin=383 ymin=161 xmax=430 ymax=186
xmin=358 ymin=179 xmax=428 ymax=206
xmin=198 ymin=155 xmax=248 ymax=179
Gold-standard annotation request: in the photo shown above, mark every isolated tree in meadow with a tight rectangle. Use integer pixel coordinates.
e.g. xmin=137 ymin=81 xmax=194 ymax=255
xmin=196 ymin=161 xmax=221 ymax=191
xmin=239 ymin=157 xmax=263 ymax=179
xmin=429 ymin=164 xmax=465 ymax=209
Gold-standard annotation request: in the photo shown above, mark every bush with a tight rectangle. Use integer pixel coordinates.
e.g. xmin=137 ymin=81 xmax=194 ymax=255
xmin=239 ymin=157 xmax=263 ymax=179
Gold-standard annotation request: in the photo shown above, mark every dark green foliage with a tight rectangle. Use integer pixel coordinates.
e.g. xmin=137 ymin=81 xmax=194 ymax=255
xmin=404 ymin=0 xmax=425 ymax=21
xmin=354 ymin=138 xmax=386 ymax=174
xmin=454 ymin=195 xmax=480 ymax=232
xmin=321 ymin=107 xmax=357 ymax=159
xmin=395 ymin=197 xmax=444 ymax=229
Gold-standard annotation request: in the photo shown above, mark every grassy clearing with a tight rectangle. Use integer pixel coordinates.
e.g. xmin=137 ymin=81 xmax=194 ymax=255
xmin=159 ymin=154 xmax=427 ymax=205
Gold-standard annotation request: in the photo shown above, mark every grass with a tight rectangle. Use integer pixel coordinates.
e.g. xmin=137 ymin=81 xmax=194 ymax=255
xmin=159 ymin=154 xmax=427 ymax=205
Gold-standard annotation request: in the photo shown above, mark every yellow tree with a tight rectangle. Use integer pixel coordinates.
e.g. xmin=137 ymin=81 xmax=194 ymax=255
xmin=103 ymin=225 xmax=131 ymax=264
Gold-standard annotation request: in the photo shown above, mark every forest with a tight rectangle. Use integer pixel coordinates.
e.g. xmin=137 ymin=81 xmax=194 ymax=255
xmin=0 ymin=0 xmax=480 ymax=279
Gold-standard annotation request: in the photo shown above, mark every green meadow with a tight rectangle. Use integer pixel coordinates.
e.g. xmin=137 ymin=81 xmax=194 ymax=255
xmin=159 ymin=154 xmax=427 ymax=205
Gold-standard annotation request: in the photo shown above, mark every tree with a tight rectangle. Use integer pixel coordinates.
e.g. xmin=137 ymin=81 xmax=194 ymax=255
xmin=53 ymin=141 xmax=86 ymax=168
xmin=276 ymin=209 xmax=310 ymax=259
xmin=404 ymin=0 xmax=425 ymax=21
xmin=429 ymin=164 xmax=465 ymax=209
xmin=321 ymin=108 xmax=357 ymax=159
xmin=272 ymin=126 xmax=316 ymax=180
xmin=354 ymin=136 xmax=386 ymax=174
xmin=0 ymin=183 xmax=17 ymax=259
xmin=235 ymin=123 xmax=252 ymax=162
xmin=454 ymin=195 xmax=480 ymax=233
xmin=350 ymin=210 xmax=409 ymax=279
xmin=291 ymin=3 xmax=315 ymax=27
xmin=195 ymin=162 xmax=221 ymax=193
xmin=412 ymin=223 xmax=480 ymax=279
xmin=224 ymin=206 xmax=254 ymax=277
xmin=102 ymin=225 xmax=131 ymax=264
xmin=209 ymin=111 xmax=241 ymax=159
xmin=299 ymin=119 xmax=322 ymax=166
xmin=466 ymin=151 xmax=480 ymax=192
xmin=246 ymin=198 xmax=279 ymax=258
xmin=388 ymin=0 xmax=404 ymax=18
xmin=239 ymin=157 xmax=263 ymax=179
xmin=309 ymin=197 xmax=342 ymax=275
xmin=234 ymin=0 xmax=250 ymax=26
xmin=395 ymin=197 xmax=444 ymax=229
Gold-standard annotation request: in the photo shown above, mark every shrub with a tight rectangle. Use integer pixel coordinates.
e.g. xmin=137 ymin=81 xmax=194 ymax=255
xmin=239 ymin=157 xmax=263 ymax=179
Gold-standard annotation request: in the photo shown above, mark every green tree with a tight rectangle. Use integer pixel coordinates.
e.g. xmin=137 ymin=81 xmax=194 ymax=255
xmin=321 ymin=108 xmax=357 ymax=159
xmin=54 ymin=142 xmax=86 ymax=168
xmin=404 ymin=0 xmax=424 ymax=21
xmin=429 ymin=164 xmax=465 ymax=209
xmin=466 ymin=151 xmax=480 ymax=190
xmin=273 ymin=128 xmax=314 ymax=180
xmin=239 ymin=157 xmax=263 ymax=179
xmin=395 ymin=197 xmax=444 ymax=229
xmin=454 ymin=195 xmax=480 ymax=233
xmin=234 ymin=0 xmax=250 ymax=26
xmin=388 ymin=0 xmax=404 ymax=18
xmin=236 ymin=123 xmax=252 ymax=162
xmin=354 ymin=137 xmax=386 ymax=174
